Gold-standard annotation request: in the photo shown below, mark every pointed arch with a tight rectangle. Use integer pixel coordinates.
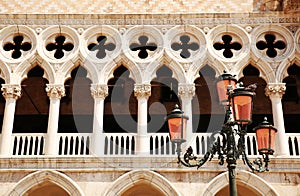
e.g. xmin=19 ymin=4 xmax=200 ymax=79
xmin=234 ymin=56 xmax=275 ymax=83
xmin=13 ymin=55 xmax=55 ymax=84
xmin=100 ymin=53 xmax=141 ymax=84
xmin=104 ymin=170 xmax=180 ymax=196
xmin=0 ymin=60 xmax=11 ymax=83
xmin=147 ymin=54 xmax=187 ymax=84
xmin=8 ymin=170 xmax=84 ymax=196
xmin=202 ymin=170 xmax=278 ymax=196
xmin=60 ymin=54 xmax=99 ymax=84
xmin=276 ymin=53 xmax=300 ymax=82
xmin=189 ymin=54 xmax=226 ymax=83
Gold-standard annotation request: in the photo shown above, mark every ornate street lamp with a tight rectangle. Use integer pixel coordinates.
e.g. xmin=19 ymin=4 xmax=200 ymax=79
xmin=167 ymin=72 xmax=276 ymax=196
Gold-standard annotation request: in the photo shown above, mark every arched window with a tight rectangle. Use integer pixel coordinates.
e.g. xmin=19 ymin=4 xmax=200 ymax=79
xmin=238 ymin=64 xmax=272 ymax=131
xmin=104 ymin=65 xmax=137 ymax=133
xmin=148 ymin=65 xmax=180 ymax=133
xmin=0 ymin=78 xmax=5 ymax=133
xmin=192 ymin=65 xmax=223 ymax=133
xmin=14 ymin=66 xmax=49 ymax=133
xmin=282 ymin=63 xmax=300 ymax=133
xmin=59 ymin=66 xmax=93 ymax=133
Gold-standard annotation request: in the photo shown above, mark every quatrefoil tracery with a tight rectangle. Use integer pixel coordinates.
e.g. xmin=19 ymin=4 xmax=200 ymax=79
xmin=129 ymin=35 xmax=157 ymax=59
xmin=88 ymin=35 xmax=116 ymax=59
xmin=3 ymin=35 xmax=32 ymax=59
xmin=171 ymin=35 xmax=199 ymax=59
xmin=256 ymin=33 xmax=286 ymax=58
xmin=46 ymin=35 xmax=74 ymax=59
xmin=213 ymin=34 xmax=242 ymax=58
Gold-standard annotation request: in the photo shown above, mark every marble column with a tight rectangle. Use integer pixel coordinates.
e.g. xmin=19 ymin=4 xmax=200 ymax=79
xmin=90 ymin=84 xmax=108 ymax=156
xmin=45 ymin=84 xmax=65 ymax=155
xmin=178 ymin=83 xmax=195 ymax=142
xmin=265 ymin=83 xmax=289 ymax=156
xmin=0 ymin=84 xmax=21 ymax=156
xmin=134 ymin=84 xmax=151 ymax=156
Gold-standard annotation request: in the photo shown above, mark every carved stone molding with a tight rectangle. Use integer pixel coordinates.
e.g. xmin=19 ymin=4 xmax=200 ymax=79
xmin=265 ymin=83 xmax=286 ymax=98
xmin=178 ymin=84 xmax=195 ymax=99
xmin=46 ymin=84 xmax=66 ymax=99
xmin=1 ymin=84 xmax=21 ymax=99
xmin=134 ymin=84 xmax=151 ymax=99
xmin=90 ymin=84 xmax=108 ymax=99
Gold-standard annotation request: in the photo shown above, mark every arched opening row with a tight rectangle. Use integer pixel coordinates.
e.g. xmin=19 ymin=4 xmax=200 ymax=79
xmin=0 ymin=63 xmax=299 ymax=135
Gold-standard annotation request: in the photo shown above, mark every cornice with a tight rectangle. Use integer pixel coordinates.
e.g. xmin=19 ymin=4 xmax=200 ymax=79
xmin=0 ymin=13 xmax=298 ymax=26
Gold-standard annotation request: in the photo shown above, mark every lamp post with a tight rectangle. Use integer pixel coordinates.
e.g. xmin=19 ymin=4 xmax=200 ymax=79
xmin=166 ymin=72 xmax=277 ymax=196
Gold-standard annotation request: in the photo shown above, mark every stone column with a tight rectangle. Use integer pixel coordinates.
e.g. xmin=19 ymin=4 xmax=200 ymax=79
xmin=45 ymin=84 xmax=65 ymax=156
xmin=90 ymin=84 xmax=108 ymax=156
xmin=0 ymin=84 xmax=21 ymax=156
xmin=178 ymin=83 xmax=195 ymax=142
xmin=265 ymin=83 xmax=289 ymax=156
xmin=134 ymin=84 xmax=151 ymax=155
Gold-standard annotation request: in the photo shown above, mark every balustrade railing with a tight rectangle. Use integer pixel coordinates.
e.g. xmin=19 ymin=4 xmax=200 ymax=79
xmin=6 ymin=132 xmax=300 ymax=157
xmin=58 ymin=133 xmax=91 ymax=156
xmin=11 ymin=133 xmax=46 ymax=156
xmin=104 ymin=133 xmax=136 ymax=155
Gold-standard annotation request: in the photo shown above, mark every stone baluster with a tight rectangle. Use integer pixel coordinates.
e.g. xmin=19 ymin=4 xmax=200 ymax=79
xmin=134 ymin=84 xmax=151 ymax=156
xmin=265 ymin=83 xmax=289 ymax=156
xmin=0 ymin=84 xmax=21 ymax=156
xmin=90 ymin=84 xmax=108 ymax=156
xmin=45 ymin=84 xmax=65 ymax=155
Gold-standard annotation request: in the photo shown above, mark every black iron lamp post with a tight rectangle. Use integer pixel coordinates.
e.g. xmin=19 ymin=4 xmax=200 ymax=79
xmin=166 ymin=71 xmax=277 ymax=196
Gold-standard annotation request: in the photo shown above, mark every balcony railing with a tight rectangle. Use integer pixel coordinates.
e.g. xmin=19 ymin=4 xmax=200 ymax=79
xmin=5 ymin=132 xmax=300 ymax=157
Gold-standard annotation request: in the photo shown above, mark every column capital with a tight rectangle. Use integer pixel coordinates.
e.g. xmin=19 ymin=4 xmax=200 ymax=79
xmin=178 ymin=83 xmax=195 ymax=99
xmin=134 ymin=84 xmax=151 ymax=99
xmin=46 ymin=84 xmax=66 ymax=99
xmin=265 ymin=83 xmax=286 ymax=99
xmin=1 ymin=84 xmax=21 ymax=99
xmin=90 ymin=84 xmax=108 ymax=99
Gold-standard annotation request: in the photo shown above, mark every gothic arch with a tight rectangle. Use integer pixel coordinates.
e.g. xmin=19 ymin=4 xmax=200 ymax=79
xmin=147 ymin=54 xmax=187 ymax=84
xmin=100 ymin=53 xmax=142 ymax=84
xmin=189 ymin=55 xmax=226 ymax=83
xmin=202 ymin=170 xmax=278 ymax=196
xmin=13 ymin=55 xmax=54 ymax=84
xmin=60 ymin=55 xmax=98 ymax=84
xmin=276 ymin=54 xmax=300 ymax=82
xmin=8 ymin=170 xmax=84 ymax=196
xmin=104 ymin=170 xmax=180 ymax=196
xmin=234 ymin=57 xmax=275 ymax=83
xmin=0 ymin=59 xmax=11 ymax=83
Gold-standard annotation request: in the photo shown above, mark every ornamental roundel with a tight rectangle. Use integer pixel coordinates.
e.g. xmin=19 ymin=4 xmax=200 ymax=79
xmin=207 ymin=25 xmax=250 ymax=63
xmin=37 ymin=26 xmax=80 ymax=64
xmin=165 ymin=26 xmax=206 ymax=63
xmin=251 ymin=25 xmax=294 ymax=62
xmin=80 ymin=26 xmax=121 ymax=64
xmin=0 ymin=25 xmax=37 ymax=63
xmin=123 ymin=26 xmax=164 ymax=63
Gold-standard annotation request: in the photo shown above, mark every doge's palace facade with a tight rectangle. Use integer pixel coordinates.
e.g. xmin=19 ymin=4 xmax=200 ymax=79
xmin=0 ymin=0 xmax=299 ymax=196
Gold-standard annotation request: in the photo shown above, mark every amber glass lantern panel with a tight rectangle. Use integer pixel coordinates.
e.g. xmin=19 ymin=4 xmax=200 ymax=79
xmin=231 ymin=95 xmax=253 ymax=125
xmin=216 ymin=79 xmax=237 ymax=105
xmin=256 ymin=127 xmax=276 ymax=155
xmin=168 ymin=117 xmax=187 ymax=143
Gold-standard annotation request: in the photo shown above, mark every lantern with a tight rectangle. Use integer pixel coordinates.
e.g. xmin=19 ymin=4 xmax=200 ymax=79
xmin=254 ymin=117 xmax=277 ymax=155
xmin=166 ymin=105 xmax=189 ymax=143
xmin=230 ymin=84 xmax=254 ymax=125
xmin=216 ymin=71 xmax=237 ymax=105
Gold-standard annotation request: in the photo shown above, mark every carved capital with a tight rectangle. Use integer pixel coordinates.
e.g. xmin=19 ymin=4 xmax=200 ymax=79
xmin=134 ymin=84 xmax=151 ymax=99
xmin=46 ymin=84 xmax=66 ymax=99
xmin=90 ymin=84 xmax=108 ymax=99
xmin=178 ymin=84 xmax=195 ymax=99
xmin=1 ymin=84 xmax=21 ymax=99
xmin=265 ymin=83 xmax=286 ymax=99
